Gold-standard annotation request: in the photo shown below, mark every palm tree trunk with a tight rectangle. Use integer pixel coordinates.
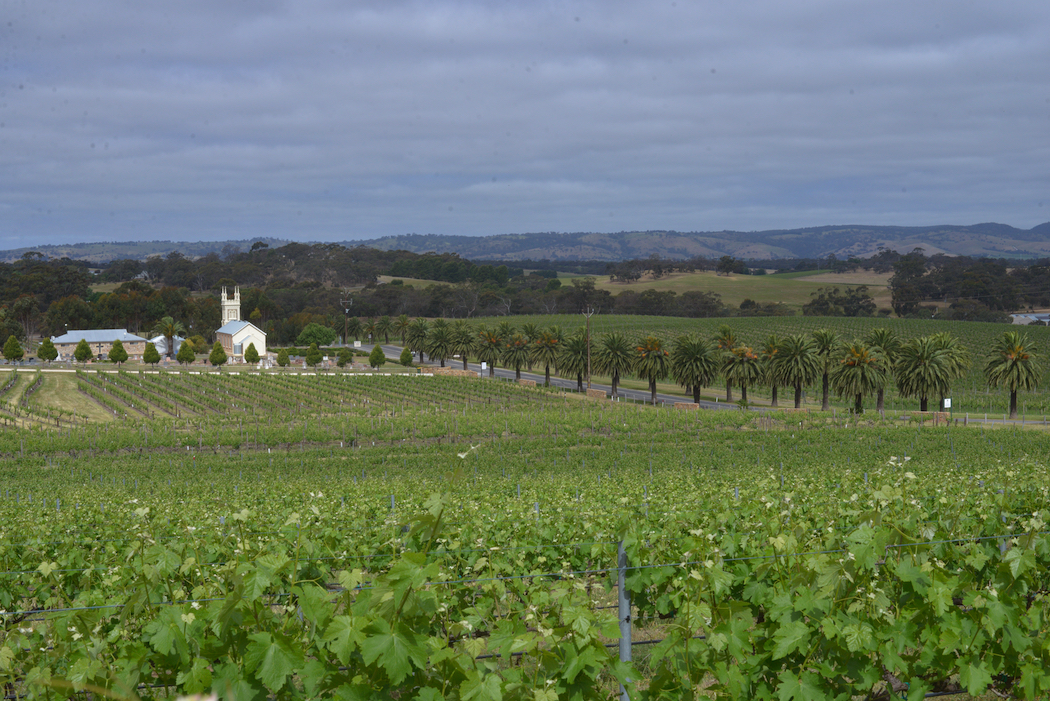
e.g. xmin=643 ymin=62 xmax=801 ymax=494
xmin=515 ymin=367 xmax=521 ymax=381
xmin=462 ymin=357 xmax=468 ymax=371
xmin=1009 ymin=390 xmax=1018 ymax=420
xmin=821 ymin=373 xmax=830 ymax=411
xmin=938 ymin=395 xmax=945 ymax=411
xmin=741 ymin=385 xmax=748 ymax=403
xmin=576 ymin=374 xmax=583 ymax=392
xmin=920 ymin=396 xmax=928 ymax=412
xmin=545 ymin=365 xmax=551 ymax=387
xmin=440 ymin=357 xmax=446 ymax=368
xmin=489 ymin=365 xmax=495 ymax=378
xmin=693 ymin=385 xmax=701 ymax=403
xmin=650 ymin=379 xmax=657 ymax=405
xmin=726 ymin=381 xmax=733 ymax=403
xmin=794 ymin=384 xmax=802 ymax=409
xmin=876 ymin=388 xmax=885 ymax=415
xmin=855 ymin=394 xmax=863 ymax=414
xmin=611 ymin=374 xmax=619 ymax=399
xmin=770 ymin=385 xmax=778 ymax=408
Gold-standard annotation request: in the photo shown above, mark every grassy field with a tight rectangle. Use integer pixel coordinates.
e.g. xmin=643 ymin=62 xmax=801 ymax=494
xmin=576 ymin=268 xmax=893 ymax=310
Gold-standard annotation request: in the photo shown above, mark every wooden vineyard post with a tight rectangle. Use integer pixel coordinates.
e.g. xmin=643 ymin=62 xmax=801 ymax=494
xmin=618 ymin=540 xmax=632 ymax=700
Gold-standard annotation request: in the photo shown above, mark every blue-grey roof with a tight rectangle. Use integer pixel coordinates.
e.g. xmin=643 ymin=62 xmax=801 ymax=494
xmin=51 ymin=329 xmax=149 ymax=344
xmin=216 ymin=320 xmax=265 ymax=336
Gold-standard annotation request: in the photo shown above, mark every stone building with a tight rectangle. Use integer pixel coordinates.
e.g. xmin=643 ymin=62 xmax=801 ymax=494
xmin=50 ymin=329 xmax=149 ymax=360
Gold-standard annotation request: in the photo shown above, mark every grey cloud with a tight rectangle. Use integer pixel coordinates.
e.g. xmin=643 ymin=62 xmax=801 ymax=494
xmin=1 ymin=0 xmax=1048 ymax=247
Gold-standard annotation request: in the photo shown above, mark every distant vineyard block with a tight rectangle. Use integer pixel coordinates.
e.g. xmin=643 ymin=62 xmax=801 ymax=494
xmin=430 ymin=367 xmax=479 ymax=378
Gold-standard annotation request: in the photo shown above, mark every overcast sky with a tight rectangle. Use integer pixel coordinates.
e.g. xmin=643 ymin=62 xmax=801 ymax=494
xmin=2 ymin=0 xmax=1049 ymax=248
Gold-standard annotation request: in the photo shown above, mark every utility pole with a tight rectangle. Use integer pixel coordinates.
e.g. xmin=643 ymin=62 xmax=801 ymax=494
xmin=583 ymin=305 xmax=596 ymax=390
xmin=340 ymin=296 xmax=353 ymax=346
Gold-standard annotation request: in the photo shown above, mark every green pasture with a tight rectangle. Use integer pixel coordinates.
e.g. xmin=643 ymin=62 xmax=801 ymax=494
xmin=563 ymin=269 xmax=893 ymax=309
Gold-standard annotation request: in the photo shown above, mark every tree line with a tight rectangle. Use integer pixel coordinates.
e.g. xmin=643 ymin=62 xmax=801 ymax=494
xmin=348 ymin=318 xmax=1042 ymax=418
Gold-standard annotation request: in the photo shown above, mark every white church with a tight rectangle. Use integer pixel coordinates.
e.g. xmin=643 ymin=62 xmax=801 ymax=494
xmin=215 ymin=286 xmax=267 ymax=361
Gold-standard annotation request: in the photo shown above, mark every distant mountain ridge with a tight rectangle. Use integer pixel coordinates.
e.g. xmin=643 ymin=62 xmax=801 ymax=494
xmin=2 ymin=223 xmax=1049 ymax=264
xmin=355 ymin=223 xmax=1050 ymax=261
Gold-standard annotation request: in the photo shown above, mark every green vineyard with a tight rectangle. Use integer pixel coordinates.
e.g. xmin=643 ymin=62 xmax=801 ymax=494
xmin=1 ymin=371 xmax=1049 ymax=699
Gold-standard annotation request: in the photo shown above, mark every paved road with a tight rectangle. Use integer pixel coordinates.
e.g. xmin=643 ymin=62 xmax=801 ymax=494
xmin=364 ymin=342 xmax=734 ymax=410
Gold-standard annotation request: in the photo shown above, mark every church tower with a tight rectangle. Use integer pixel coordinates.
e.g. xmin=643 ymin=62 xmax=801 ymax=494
xmin=221 ymin=286 xmax=241 ymax=324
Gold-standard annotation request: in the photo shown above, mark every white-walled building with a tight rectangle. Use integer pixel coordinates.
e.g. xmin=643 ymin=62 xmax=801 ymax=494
xmin=215 ymin=285 xmax=266 ymax=359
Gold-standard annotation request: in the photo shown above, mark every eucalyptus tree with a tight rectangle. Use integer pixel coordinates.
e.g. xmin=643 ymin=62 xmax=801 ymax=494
xmin=635 ymin=335 xmax=671 ymax=405
xmin=502 ymin=333 xmax=530 ymax=380
xmin=984 ymin=330 xmax=1042 ymax=420
xmin=811 ymin=329 xmax=840 ymax=410
xmin=594 ymin=331 xmax=635 ymax=399
xmin=475 ymin=327 xmax=503 ymax=378
xmin=670 ymin=335 xmax=721 ymax=404
xmin=895 ymin=336 xmax=950 ymax=412
xmin=830 ymin=340 xmax=888 ymax=414
xmin=771 ymin=334 xmax=821 ymax=409
xmin=862 ymin=327 xmax=902 ymax=414
xmin=531 ymin=328 xmax=561 ymax=386
xmin=558 ymin=332 xmax=589 ymax=391
xmin=760 ymin=334 xmax=782 ymax=408
xmin=722 ymin=345 xmax=762 ymax=404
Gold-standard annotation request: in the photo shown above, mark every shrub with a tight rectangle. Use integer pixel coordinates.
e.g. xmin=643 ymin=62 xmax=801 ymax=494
xmin=368 ymin=345 xmax=386 ymax=369
xmin=3 ymin=335 xmax=24 ymax=363
xmin=176 ymin=340 xmax=196 ymax=365
xmin=399 ymin=347 xmax=413 ymax=367
xmin=209 ymin=341 xmax=228 ymax=367
xmin=277 ymin=348 xmax=290 ymax=367
xmin=108 ymin=339 xmax=128 ymax=366
xmin=244 ymin=342 xmax=260 ymax=364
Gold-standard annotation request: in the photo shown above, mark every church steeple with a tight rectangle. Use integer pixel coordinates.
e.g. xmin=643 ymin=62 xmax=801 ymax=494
xmin=221 ymin=286 xmax=241 ymax=324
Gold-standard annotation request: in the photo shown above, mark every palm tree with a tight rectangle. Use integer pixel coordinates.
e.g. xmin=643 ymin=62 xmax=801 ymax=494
xmin=406 ymin=318 xmax=429 ymax=362
xmin=496 ymin=320 xmax=516 ymax=339
xmin=531 ymin=328 xmax=561 ymax=386
xmin=760 ymin=334 xmax=782 ymax=408
xmin=347 ymin=316 xmax=363 ymax=342
xmin=427 ymin=323 xmax=453 ymax=367
xmin=475 ymin=327 xmax=503 ymax=377
xmin=521 ymin=322 xmax=541 ymax=370
xmin=451 ymin=321 xmax=475 ymax=370
xmin=713 ymin=324 xmax=738 ymax=401
xmin=811 ymin=329 xmax=839 ymax=411
xmin=771 ymin=334 xmax=821 ymax=409
xmin=863 ymin=327 xmax=902 ymax=414
xmin=393 ymin=314 xmax=411 ymax=345
xmin=502 ymin=333 xmax=530 ymax=380
xmin=670 ymin=335 xmax=721 ymax=404
xmin=930 ymin=332 xmax=970 ymax=410
xmin=984 ymin=331 xmax=1042 ymax=420
xmin=895 ymin=336 xmax=951 ymax=412
xmin=722 ymin=345 xmax=761 ymax=404
xmin=151 ymin=316 xmax=187 ymax=359
xmin=594 ymin=331 xmax=634 ymax=399
xmin=558 ymin=332 xmax=589 ymax=391
xmin=635 ymin=336 xmax=671 ymax=404
xmin=375 ymin=315 xmax=393 ymax=344
xmin=362 ymin=317 xmax=378 ymax=345
xmin=830 ymin=341 xmax=888 ymax=414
